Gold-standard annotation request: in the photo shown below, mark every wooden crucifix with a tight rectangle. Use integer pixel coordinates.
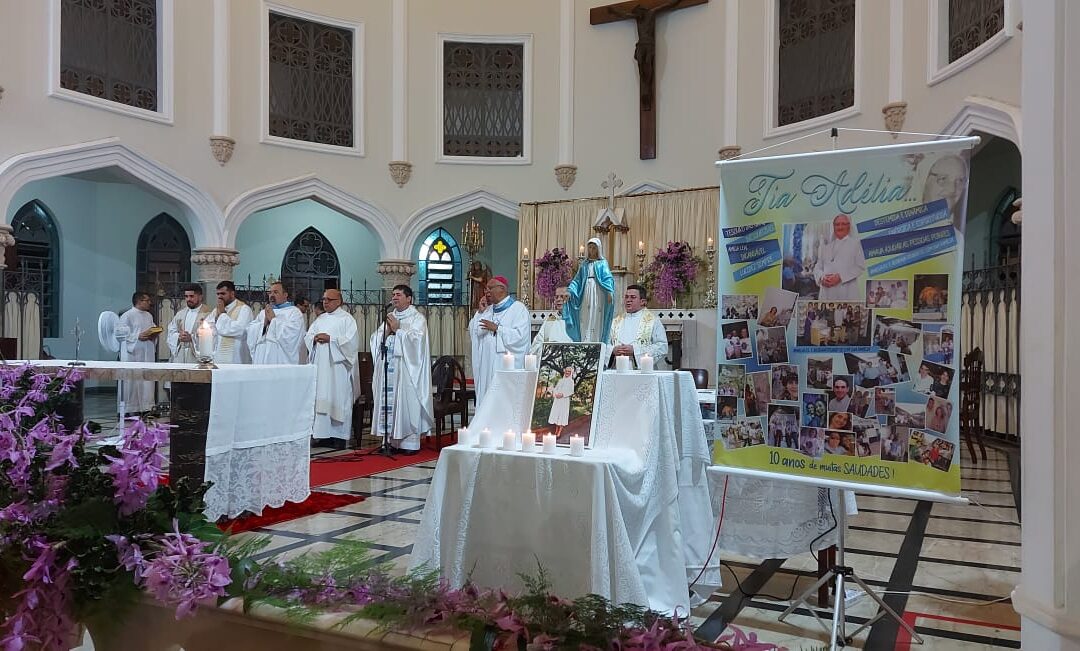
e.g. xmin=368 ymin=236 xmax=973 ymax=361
xmin=591 ymin=0 xmax=708 ymax=160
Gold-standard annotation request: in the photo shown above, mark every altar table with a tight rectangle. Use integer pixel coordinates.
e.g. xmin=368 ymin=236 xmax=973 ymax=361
xmin=16 ymin=360 xmax=315 ymax=520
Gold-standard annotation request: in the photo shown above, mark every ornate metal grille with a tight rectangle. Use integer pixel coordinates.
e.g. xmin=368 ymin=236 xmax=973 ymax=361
xmin=443 ymin=41 xmax=524 ymax=158
xmin=7 ymin=201 xmax=60 ymax=338
xmin=136 ymin=213 xmax=190 ymax=297
xmin=268 ymin=12 xmax=354 ymax=148
xmin=418 ymin=228 xmax=462 ymax=305
xmin=948 ymin=0 xmax=1004 ymax=63
xmin=777 ymin=0 xmax=856 ymax=127
xmin=280 ymin=227 xmax=341 ymax=303
xmin=59 ymin=0 xmax=158 ymax=111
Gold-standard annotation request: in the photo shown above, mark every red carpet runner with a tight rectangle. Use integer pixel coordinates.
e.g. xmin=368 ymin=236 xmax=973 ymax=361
xmin=216 ymin=492 xmax=365 ymax=533
xmin=310 ymin=445 xmax=441 ymax=487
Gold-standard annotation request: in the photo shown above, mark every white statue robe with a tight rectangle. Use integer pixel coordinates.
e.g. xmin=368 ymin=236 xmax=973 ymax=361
xmin=608 ymin=309 xmax=668 ymax=369
xmin=814 ymin=235 xmax=867 ymax=301
xmin=529 ymin=314 xmax=572 ymax=356
xmin=306 ymin=307 xmax=360 ymax=441
xmin=167 ymin=304 xmax=210 ymax=364
xmin=118 ymin=307 xmax=157 ymax=414
xmin=469 ymin=297 xmax=530 ymax=404
xmin=370 ymin=306 xmax=435 ymax=451
xmin=210 ymin=300 xmax=254 ymax=364
xmin=247 ymin=304 xmax=305 ymax=365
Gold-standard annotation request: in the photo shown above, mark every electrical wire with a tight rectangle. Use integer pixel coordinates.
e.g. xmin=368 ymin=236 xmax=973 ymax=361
xmin=809 ymin=488 xmax=838 ymax=564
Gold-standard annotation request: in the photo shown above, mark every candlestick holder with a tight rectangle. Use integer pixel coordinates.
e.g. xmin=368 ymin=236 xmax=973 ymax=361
xmin=519 ymin=250 xmax=531 ymax=308
xmin=188 ymin=341 xmax=218 ymax=369
xmin=703 ymin=241 xmax=717 ymax=308
xmin=636 ymin=248 xmax=647 ymax=278
xmin=68 ymin=317 xmax=86 ymax=366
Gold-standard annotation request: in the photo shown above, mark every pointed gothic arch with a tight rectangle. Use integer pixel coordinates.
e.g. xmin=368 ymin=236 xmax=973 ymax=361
xmin=8 ymin=200 xmax=61 ymax=337
xmin=280 ymin=227 xmax=341 ymax=303
xmin=398 ymin=188 xmax=519 ymax=260
xmin=417 ymin=228 xmax=462 ymax=304
xmin=136 ymin=213 xmax=191 ymax=296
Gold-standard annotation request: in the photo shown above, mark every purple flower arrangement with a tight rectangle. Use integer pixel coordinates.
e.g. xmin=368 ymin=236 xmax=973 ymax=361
xmin=534 ymin=248 xmax=574 ymax=304
xmin=643 ymin=241 xmax=704 ymax=306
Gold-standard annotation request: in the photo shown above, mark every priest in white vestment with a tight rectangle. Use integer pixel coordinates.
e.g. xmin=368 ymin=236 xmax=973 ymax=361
xmin=247 ymin=281 xmax=305 ymax=365
xmin=607 ymin=284 xmax=668 ymax=369
xmin=370 ymin=285 xmax=434 ymax=454
xmin=813 ymin=214 xmax=867 ymax=301
xmin=209 ymin=281 xmax=253 ymax=364
xmin=306 ymin=289 xmax=359 ymax=449
xmin=469 ymin=275 xmax=531 ymax=404
xmin=118 ymin=292 xmax=159 ymax=414
xmin=529 ymin=285 xmax=573 ymax=355
xmin=166 ymin=284 xmax=211 ymax=364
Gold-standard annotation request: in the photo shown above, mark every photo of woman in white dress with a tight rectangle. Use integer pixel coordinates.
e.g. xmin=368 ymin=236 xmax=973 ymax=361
xmin=547 ymin=367 xmax=576 ymax=437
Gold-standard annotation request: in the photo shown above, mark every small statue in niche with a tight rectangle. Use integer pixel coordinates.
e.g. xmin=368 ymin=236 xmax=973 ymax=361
xmin=468 ymin=261 xmax=492 ymax=310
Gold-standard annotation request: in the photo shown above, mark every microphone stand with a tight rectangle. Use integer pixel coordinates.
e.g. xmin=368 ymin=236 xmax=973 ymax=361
xmin=362 ymin=302 xmax=397 ymax=460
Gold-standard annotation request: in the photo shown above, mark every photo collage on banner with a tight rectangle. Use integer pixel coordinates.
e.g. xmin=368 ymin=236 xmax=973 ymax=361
xmin=714 ymin=139 xmax=976 ymax=495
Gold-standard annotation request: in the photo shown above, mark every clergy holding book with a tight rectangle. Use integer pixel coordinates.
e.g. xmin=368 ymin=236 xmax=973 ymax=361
xmin=607 ymin=284 xmax=667 ymax=369
xmin=370 ymin=284 xmax=434 ymax=455
xmin=118 ymin=291 xmax=161 ymax=415
xmin=469 ymin=275 xmax=530 ymax=404
xmin=305 ymin=289 xmax=360 ymax=449
xmin=247 ymin=281 xmax=305 ymax=365
xmin=210 ymin=281 xmax=254 ymax=364
xmin=167 ymin=284 xmax=211 ymax=364
xmin=529 ymin=285 xmax=573 ymax=355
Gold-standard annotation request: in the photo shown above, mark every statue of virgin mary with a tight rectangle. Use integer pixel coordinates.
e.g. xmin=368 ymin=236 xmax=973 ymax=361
xmin=566 ymin=237 xmax=615 ymax=343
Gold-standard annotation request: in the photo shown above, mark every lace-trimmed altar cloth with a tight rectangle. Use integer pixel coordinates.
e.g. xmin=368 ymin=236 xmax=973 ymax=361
xmin=465 ymin=369 xmax=539 ymax=435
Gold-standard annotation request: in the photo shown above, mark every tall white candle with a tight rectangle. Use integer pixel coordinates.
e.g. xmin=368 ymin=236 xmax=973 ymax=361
xmin=524 ymin=354 xmax=538 ymax=371
xmin=639 ymin=354 xmax=654 ymax=373
xmin=479 ymin=428 xmax=493 ymax=448
xmin=615 ymin=355 xmax=632 ymax=372
xmin=569 ymin=435 xmax=585 ymax=457
xmin=502 ymin=430 xmax=517 ymax=451
xmin=501 ymin=352 xmax=515 ymax=370
xmin=457 ymin=427 xmax=471 ymax=446
xmin=197 ymin=321 xmax=214 ymax=357
xmin=520 ymin=430 xmax=535 ymax=450
xmin=542 ymin=433 xmax=557 ymax=454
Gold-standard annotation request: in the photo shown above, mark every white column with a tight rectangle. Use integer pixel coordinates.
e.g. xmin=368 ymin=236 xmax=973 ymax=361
xmin=722 ymin=0 xmax=739 ymax=146
xmin=554 ymin=0 xmax=577 ymax=190
xmin=209 ymin=0 xmax=235 ymax=165
xmin=1012 ymin=1 xmax=1080 ymax=648
xmin=391 ymin=0 xmax=408 ymax=162
xmin=887 ymin=0 xmax=904 ymax=102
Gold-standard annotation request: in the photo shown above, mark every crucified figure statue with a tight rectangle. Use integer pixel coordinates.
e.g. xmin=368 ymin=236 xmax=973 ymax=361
xmin=607 ymin=0 xmax=683 ymax=110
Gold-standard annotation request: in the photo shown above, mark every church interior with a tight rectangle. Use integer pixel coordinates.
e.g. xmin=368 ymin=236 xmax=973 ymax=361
xmin=0 ymin=0 xmax=1075 ymax=649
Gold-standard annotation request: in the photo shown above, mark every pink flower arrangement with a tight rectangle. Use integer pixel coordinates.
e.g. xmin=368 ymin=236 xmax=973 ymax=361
xmin=534 ymin=248 xmax=574 ymax=303
xmin=643 ymin=241 xmax=704 ymax=306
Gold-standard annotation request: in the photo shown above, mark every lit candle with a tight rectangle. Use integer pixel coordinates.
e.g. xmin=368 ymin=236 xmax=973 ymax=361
xmin=542 ymin=433 xmax=557 ymax=454
xmin=579 ymin=244 xmax=586 ymax=256
xmin=520 ymin=430 xmax=535 ymax=450
xmin=638 ymin=240 xmax=645 ymax=252
xmin=523 ymin=247 xmax=529 ymax=259
xmin=615 ymin=355 xmax=632 ymax=372
xmin=707 ymin=236 xmax=714 ymax=248
xmin=197 ymin=320 xmax=214 ymax=357
xmin=569 ymin=435 xmax=585 ymax=457
xmin=524 ymin=354 xmax=538 ymax=371
xmin=457 ymin=426 xmax=472 ymax=446
xmin=639 ymin=354 xmax=655 ymax=373
xmin=503 ymin=430 xmax=517 ymax=451
xmin=479 ymin=428 xmax=493 ymax=448
xmin=501 ymin=352 xmax=515 ymax=370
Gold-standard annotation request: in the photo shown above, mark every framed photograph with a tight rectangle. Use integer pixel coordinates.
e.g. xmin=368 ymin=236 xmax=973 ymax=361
xmin=717 ymin=395 xmax=738 ymax=421
xmin=759 ymin=287 xmax=799 ymax=327
xmin=721 ymin=417 xmax=766 ymax=450
xmin=921 ymin=324 xmax=955 ymax=365
xmin=806 ymin=356 xmax=834 ymax=390
xmin=865 ymin=279 xmax=909 ymax=309
xmin=716 ymin=363 xmax=746 ymax=397
xmin=529 ymin=342 xmax=602 ymax=445
xmin=852 ymin=416 xmax=882 ymax=457
xmin=721 ymin=294 xmax=759 ymax=320
xmin=802 ymin=392 xmax=828 ymax=427
xmin=756 ymin=325 xmax=790 ymax=364
xmin=770 ymin=364 xmax=800 ymax=401
xmin=744 ymin=371 xmax=771 ymax=417
xmin=721 ymin=321 xmax=752 ymax=360
xmin=872 ymin=316 xmax=922 ymax=355
xmin=909 ymin=429 xmax=955 ymax=472
xmin=924 ymin=395 xmax=953 ymax=434
xmin=880 ymin=426 xmax=910 ymax=462
xmin=799 ymin=426 xmax=826 ymax=459
xmin=874 ymin=387 xmax=897 ymax=416
xmin=913 ymin=274 xmax=950 ymax=322
xmin=767 ymin=404 xmax=800 ymax=449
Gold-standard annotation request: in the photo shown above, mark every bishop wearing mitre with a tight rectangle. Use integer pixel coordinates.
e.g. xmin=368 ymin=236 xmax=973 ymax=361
xmin=167 ymin=283 xmax=210 ymax=364
xmin=529 ymin=284 xmax=573 ymax=355
xmin=469 ymin=275 xmax=530 ymax=404
xmin=305 ymin=289 xmax=359 ymax=449
xmin=248 ymin=281 xmax=305 ymax=364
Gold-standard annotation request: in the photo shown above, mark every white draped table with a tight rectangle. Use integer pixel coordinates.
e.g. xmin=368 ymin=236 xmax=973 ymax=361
xmin=466 ymin=368 xmax=539 ymax=434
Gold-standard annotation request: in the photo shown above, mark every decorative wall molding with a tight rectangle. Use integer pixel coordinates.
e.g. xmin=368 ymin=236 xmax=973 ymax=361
xmin=376 ymin=259 xmax=417 ymax=289
xmin=0 ymin=224 xmax=14 ymax=250
xmin=557 ymin=0 xmax=575 ymax=166
xmin=717 ymin=145 xmax=741 ymax=161
xmin=939 ymin=96 xmax=1021 ymax=146
xmin=554 ymin=164 xmax=577 ymax=191
xmin=0 ymin=138 xmax=223 ymax=247
xmin=209 ymin=136 xmax=235 ymax=166
xmin=882 ymin=101 xmax=908 ymax=139
xmin=388 ymin=161 xmax=412 ymax=187
xmin=398 ymin=188 xmax=520 ymax=259
xmin=191 ymin=247 xmax=240 ymax=284
xmin=223 ymin=175 xmax=397 ymax=255
xmin=620 ymin=179 xmax=675 ymax=195
xmin=926 ymin=0 xmax=1016 ymax=87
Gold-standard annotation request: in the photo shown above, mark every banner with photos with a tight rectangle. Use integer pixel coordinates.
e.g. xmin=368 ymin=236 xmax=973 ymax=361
xmin=713 ymin=139 xmax=976 ymax=496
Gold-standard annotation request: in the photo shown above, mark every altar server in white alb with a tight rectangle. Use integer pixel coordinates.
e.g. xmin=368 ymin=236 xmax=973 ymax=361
xmin=166 ymin=284 xmax=210 ymax=364
xmin=529 ymin=285 xmax=573 ymax=355
xmin=247 ymin=281 xmax=305 ymax=364
xmin=608 ymin=284 xmax=668 ymax=369
xmin=118 ymin=291 xmax=160 ymax=414
xmin=306 ymin=289 xmax=359 ymax=449
xmin=209 ymin=281 xmax=253 ymax=364
xmin=813 ymin=214 xmax=867 ymax=301
xmin=469 ymin=275 xmax=531 ymax=404
xmin=370 ymin=285 xmax=434 ymax=455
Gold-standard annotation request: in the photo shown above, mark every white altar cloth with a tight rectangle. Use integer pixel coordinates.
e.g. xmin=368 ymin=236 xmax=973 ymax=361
xmin=465 ymin=369 xmax=538 ymax=435
xmin=204 ymin=364 xmax=315 ymax=520
xmin=412 ymin=370 xmax=695 ymax=615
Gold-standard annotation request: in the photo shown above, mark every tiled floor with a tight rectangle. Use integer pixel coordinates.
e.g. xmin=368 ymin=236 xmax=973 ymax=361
xmin=84 ymin=391 xmax=1023 ymax=648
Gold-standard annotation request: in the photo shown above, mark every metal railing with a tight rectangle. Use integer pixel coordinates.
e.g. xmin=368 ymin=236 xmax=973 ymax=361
xmin=961 ymin=262 xmax=1020 ymax=442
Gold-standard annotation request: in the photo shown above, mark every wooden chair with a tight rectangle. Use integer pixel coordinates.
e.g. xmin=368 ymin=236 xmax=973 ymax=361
xmin=351 ymin=352 xmax=375 ymax=446
xmin=431 ymin=355 xmax=469 ymax=449
xmin=682 ymin=367 xmax=710 ymax=390
xmin=959 ymin=347 xmax=988 ymax=463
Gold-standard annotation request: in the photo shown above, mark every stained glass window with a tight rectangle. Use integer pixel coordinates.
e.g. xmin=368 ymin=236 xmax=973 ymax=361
xmin=948 ymin=0 xmax=1004 ymax=63
xmin=443 ymin=41 xmax=524 ymax=158
xmin=418 ymin=228 xmax=461 ymax=304
xmin=268 ymin=11 xmax=354 ymax=148
xmin=60 ymin=0 xmax=159 ymax=111
xmin=9 ymin=201 xmax=61 ymax=338
xmin=136 ymin=213 xmax=190 ymax=297
xmin=776 ymin=0 xmax=856 ymax=127
xmin=280 ymin=227 xmax=341 ymax=303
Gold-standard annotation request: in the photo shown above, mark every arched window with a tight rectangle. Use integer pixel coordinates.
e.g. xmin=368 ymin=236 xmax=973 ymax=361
xmin=280 ymin=227 xmax=340 ymax=303
xmin=417 ymin=228 xmax=461 ymax=304
xmin=136 ymin=213 xmax=191 ymax=296
xmin=9 ymin=201 xmax=61 ymax=337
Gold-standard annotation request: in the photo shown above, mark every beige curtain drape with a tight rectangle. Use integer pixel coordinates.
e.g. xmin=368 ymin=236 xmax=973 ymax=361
xmin=519 ymin=187 xmax=719 ymax=304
